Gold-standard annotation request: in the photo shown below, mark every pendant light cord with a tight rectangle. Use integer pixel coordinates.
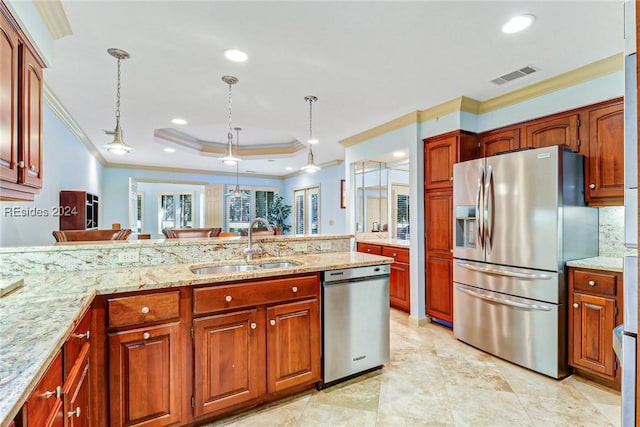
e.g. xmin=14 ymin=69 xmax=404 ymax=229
xmin=115 ymin=57 xmax=121 ymax=127
xmin=227 ymin=82 xmax=233 ymax=145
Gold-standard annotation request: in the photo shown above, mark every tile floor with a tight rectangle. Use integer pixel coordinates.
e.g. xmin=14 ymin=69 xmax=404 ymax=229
xmin=205 ymin=309 xmax=622 ymax=427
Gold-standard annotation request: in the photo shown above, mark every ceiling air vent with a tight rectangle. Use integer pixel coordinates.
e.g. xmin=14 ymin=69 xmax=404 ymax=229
xmin=491 ymin=65 xmax=538 ymax=85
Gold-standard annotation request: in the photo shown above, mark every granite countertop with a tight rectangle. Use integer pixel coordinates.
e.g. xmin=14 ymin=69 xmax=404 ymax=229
xmin=0 ymin=251 xmax=391 ymax=427
xmin=566 ymin=256 xmax=624 ymax=272
xmin=356 ymin=238 xmax=411 ymax=250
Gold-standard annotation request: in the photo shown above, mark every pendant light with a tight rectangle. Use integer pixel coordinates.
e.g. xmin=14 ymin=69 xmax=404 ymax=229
xmin=220 ymin=75 xmax=241 ymax=165
xmin=225 ymin=127 xmax=249 ymax=198
xmin=300 ymin=96 xmax=321 ymax=173
xmin=103 ymin=48 xmax=134 ymax=155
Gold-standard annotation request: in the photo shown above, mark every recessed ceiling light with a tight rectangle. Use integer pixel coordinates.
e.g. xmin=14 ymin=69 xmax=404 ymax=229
xmin=224 ymin=49 xmax=248 ymax=63
xmin=285 ymin=167 xmax=293 ymax=171
xmin=171 ymin=118 xmax=187 ymax=125
xmin=307 ymin=138 xmax=319 ymax=145
xmin=502 ymin=14 xmax=535 ymax=34
xmin=163 ymin=147 xmax=176 ymax=153
xmin=393 ymin=151 xmax=406 ymax=158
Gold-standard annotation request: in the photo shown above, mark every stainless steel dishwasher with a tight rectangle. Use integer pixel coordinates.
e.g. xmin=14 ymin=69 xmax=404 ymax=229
xmin=322 ymin=264 xmax=391 ymax=386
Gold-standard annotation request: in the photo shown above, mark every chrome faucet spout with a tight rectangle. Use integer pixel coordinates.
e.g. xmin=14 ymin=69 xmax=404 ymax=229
xmin=243 ymin=217 xmax=273 ymax=262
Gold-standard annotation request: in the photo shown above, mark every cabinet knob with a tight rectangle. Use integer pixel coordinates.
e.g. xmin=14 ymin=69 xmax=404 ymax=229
xmin=588 ymin=280 xmax=596 ymax=286
xmin=141 ymin=306 xmax=150 ymax=314
xmin=393 ymin=253 xmax=397 ymax=257
xmin=573 ymin=303 xmax=580 ymax=308
xmin=250 ymin=322 xmax=257 ymax=329
xmin=68 ymin=407 xmax=81 ymax=418
xmin=29 ymin=164 xmax=36 ymax=171
xmin=143 ymin=332 xmax=151 ymax=340
xmin=292 ymin=286 xmax=298 ymax=293
xmin=225 ymin=295 xmax=232 ymax=302
xmin=367 ymin=248 xmax=371 ymax=252
xmin=270 ymin=319 xmax=276 ymax=326
xmin=72 ymin=330 xmax=90 ymax=340
xmin=589 ymin=183 xmax=596 ymax=189
xmin=450 ymin=177 xmax=453 ymax=181
xmin=42 ymin=385 xmax=62 ymax=399
xmin=17 ymin=161 xmax=25 ymax=168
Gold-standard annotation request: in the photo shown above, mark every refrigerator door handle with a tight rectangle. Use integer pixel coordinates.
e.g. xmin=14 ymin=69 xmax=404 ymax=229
xmin=456 ymin=285 xmax=553 ymax=311
xmin=455 ymin=261 xmax=553 ymax=280
xmin=484 ymin=165 xmax=493 ymax=251
xmin=476 ymin=167 xmax=485 ymax=251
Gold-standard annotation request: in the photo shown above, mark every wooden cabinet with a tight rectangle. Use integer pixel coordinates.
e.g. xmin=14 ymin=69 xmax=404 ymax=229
xmin=523 ymin=113 xmax=581 ymax=152
xmin=424 ymin=130 xmax=478 ymax=190
xmin=356 ymin=243 xmax=410 ymax=312
xmin=63 ymin=345 xmax=90 ymax=427
xmin=25 ymin=351 xmax=64 ymax=427
xmin=193 ymin=309 xmax=263 ymax=417
xmin=0 ymin=5 xmax=44 ymax=201
xmin=59 ymin=191 xmax=100 ymax=231
xmin=480 ymin=128 xmax=519 ymax=157
xmin=568 ymin=267 xmax=623 ymax=386
xmin=424 ymin=191 xmax=453 ymax=323
xmin=585 ymin=100 xmax=624 ymax=205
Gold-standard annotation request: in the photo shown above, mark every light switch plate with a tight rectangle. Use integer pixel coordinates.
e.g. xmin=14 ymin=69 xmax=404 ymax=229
xmin=118 ymin=250 xmax=140 ymax=263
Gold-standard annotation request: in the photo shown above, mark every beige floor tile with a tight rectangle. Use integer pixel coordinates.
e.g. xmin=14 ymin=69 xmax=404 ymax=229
xmin=565 ymin=375 xmax=622 ymax=406
xmin=593 ymin=403 xmax=622 ymax=427
xmin=204 ymin=393 xmax=310 ymax=427
xmin=298 ymin=402 xmax=378 ymax=426
xmin=517 ymin=393 xmax=615 ymax=427
xmin=310 ymin=371 xmax=382 ymax=412
xmin=447 ymin=385 xmax=534 ymax=427
xmin=439 ymin=356 xmax=513 ymax=392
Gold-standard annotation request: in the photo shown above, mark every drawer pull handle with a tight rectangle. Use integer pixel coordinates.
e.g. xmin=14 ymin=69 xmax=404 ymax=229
xmin=141 ymin=306 xmax=150 ymax=314
xmin=73 ymin=330 xmax=90 ymax=340
xmin=68 ymin=407 xmax=81 ymax=418
xmin=250 ymin=322 xmax=257 ymax=329
xmin=43 ymin=386 xmax=62 ymax=399
xmin=589 ymin=183 xmax=596 ymax=189
xmin=588 ymin=280 xmax=596 ymax=286
xmin=270 ymin=319 xmax=276 ymax=326
xmin=225 ymin=295 xmax=232 ymax=302
xmin=367 ymin=248 xmax=371 ymax=252
xmin=573 ymin=303 xmax=580 ymax=308
xmin=143 ymin=332 xmax=151 ymax=340
xmin=292 ymin=286 xmax=298 ymax=293
xmin=17 ymin=161 xmax=25 ymax=168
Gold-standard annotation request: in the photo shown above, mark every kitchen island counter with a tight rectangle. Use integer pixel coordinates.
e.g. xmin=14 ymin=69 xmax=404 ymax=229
xmin=0 ymin=251 xmax=391 ymax=427
xmin=356 ymin=237 xmax=410 ymax=249
xmin=566 ymin=256 xmax=624 ymax=272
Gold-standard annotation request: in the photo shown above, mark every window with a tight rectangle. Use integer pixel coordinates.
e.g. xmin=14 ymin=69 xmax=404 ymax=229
xmin=392 ymin=185 xmax=410 ymax=239
xmin=225 ymin=186 xmax=278 ymax=231
xmin=158 ymin=191 xmax=195 ymax=233
xmin=136 ymin=192 xmax=144 ymax=233
xmin=293 ymin=186 xmax=320 ymax=235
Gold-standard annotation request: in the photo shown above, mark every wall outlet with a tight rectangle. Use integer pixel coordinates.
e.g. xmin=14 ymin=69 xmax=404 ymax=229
xmin=294 ymin=243 xmax=307 ymax=252
xmin=118 ymin=250 xmax=140 ymax=263
xmin=320 ymin=242 xmax=331 ymax=251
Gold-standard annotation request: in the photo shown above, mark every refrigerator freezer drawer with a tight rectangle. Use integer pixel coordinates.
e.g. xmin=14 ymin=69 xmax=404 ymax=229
xmin=453 ymin=283 xmax=567 ymax=379
xmin=622 ymin=333 xmax=636 ymax=427
xmin=624 ymin=255 xmax=638 ymax=335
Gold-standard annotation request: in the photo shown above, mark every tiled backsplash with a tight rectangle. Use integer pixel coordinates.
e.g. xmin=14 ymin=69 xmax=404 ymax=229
xmin=599 ymin=206 xmax=636 ymax=257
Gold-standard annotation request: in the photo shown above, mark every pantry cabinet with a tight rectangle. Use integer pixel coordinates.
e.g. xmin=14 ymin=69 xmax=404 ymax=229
xmin=0 ymin=4 xmax=44 ymax=201
xmin=424 ymin=131 xmax=478 ymax=190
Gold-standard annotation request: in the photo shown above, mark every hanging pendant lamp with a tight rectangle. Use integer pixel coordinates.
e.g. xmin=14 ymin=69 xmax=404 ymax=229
xmin=300 ymin=96 xmax=321 ymax=173
xmin=225 ymin=128 xmax=249 ymax=198
xmin=103 ymin=48 xmax=134 ymax=155
xmin=220 ymin=75 xmax=241 ymax=165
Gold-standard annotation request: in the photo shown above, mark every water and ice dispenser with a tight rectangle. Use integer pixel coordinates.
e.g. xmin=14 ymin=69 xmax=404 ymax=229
xmin=455 ymin=206 xmax=477 ymax=249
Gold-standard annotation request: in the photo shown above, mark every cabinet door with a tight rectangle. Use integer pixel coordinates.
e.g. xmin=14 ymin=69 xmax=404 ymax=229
xmin=586 ymin=103 xmax=624 ymax=204
xmin=109 ymin=323 xmax=182 ymax=427
xmin=64 ymin=308 xmax=92 ymax=379
xmin=425 ymin=255 xmax=453 ymax=324
xmin=19 ymin=45 xmax=43 ymax=188
xmin=63 ymin=344 xmax=90 ymax=427
xmin=480 ymin=128 xmax=519 ymax=157
xmin=425 ymin=191 xmax=452 ymax=256
xmin=389 ymin=261 xmax=410 ymax=312
xmin=193 ymin=310 xmax=263 ymax=417
xmin=26 ymin=350 xmax=64 ymax=427
xmin=524 ymin=113 xmax=580 ymax=152
xmin=0 ymin=11 xmax=18 ymax=183
xmin=570 ymin=293 xmax=616 ymax=377
xmin=266 ymin=299 xmax=321 ymax=393
xmin=356 ymin=242 xmax=382 ymax=255
xmin=424 ymin=136 xmax=455 ymax=190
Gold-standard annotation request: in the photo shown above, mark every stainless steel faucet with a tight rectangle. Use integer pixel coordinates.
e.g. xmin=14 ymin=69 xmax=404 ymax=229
xmin=243 ymin=217 xmax=273 ymax=262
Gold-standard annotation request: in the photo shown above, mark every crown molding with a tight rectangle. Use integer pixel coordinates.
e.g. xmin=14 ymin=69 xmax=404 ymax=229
xmin=339 ymin=112 xmax=420 ymax=147
xmin=43 ymin=83 xmax=107 ymax=166
xmin=105 ymin=162 xmax=286 ymax=180
xmin=33 ymin=0 xmax=72 ymax=40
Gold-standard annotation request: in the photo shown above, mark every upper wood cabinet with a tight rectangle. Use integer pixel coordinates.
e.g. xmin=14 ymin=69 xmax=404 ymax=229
xmin=585 ymin=100 xmax=624 ymax=205
xmin=523 ymin=113 xmax=581 ymax=152
xmin=424 ymin=130 xmax=479 ymax=190
xmin=480 ymin=128 xmax=519 ymax=157
xmin=0 ymin=5 xmax=45 ymax=201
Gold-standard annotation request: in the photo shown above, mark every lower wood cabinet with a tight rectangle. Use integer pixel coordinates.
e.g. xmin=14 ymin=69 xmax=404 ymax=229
xmin=425 ymin=255 xmax=453 ymax=324
xmin=63 ymin=345 xmax=90 ymax=427
xmin=25 ymin=350 xmax=64 ymax=427
xmin=568 ymin=267 xmax=623 ymax=386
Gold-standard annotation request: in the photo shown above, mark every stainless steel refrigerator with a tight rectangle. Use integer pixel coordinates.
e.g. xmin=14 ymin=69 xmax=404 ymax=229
xmin=452 ymin=145 xmax=598 ymax=379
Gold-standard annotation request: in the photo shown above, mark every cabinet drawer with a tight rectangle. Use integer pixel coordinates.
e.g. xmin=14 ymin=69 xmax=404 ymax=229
xmin=194 ymin=275 xmax=318 ymax=315
xmin=63 ymin=308 xmax=92 ymax=379
xmin=26 ymin=350 xmax=63 ymax=426
xmin=573 ymin=270 xmax=617 ymax=297
xmin=381 ymin=246 xmax=409 ymax=263
xmin=357 ymin=243 xmax=382 ymax=255
xmin=108 ymin=291 xmax=180 ymax=329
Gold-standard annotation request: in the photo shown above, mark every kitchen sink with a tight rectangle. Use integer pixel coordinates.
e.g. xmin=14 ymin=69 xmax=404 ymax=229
xmin=190 ymin=264 xmax=261 ymax=275
xmin=259 ymin=261 xmax=300 ymax=269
